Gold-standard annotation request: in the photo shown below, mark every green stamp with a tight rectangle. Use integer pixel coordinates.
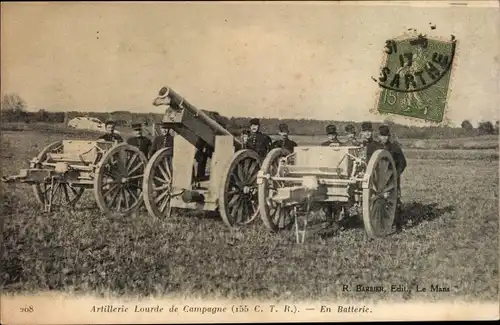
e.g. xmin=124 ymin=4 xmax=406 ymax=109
xmin=374 ymin=34 xmax=457 ymax=123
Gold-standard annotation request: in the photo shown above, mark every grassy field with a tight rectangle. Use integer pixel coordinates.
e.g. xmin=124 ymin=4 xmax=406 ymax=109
xmin=1 ymin=125 xmax=498 ymax=302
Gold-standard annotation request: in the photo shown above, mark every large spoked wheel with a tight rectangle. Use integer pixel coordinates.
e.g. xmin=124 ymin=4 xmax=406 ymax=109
xmin=143 ymin=148 xmax=173 ymax=219
xmin=258 ymin=148 xmax=295 ymax=232
xmin=362 ymin=149 xmax=398 ymax=238
xmin=32 ymin=141 xmax=85 ymax=209
xmin=94 ymin=143 xmax=148 ymax=214
xmin=219 ymin=149 xmax=262 ymax=228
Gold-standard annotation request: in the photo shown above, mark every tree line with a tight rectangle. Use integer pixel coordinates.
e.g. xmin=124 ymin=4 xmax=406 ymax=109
xmin=1 ymin=93 xmax=498 ymax=138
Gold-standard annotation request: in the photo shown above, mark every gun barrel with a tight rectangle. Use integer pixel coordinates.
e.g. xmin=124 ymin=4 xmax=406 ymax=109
xmin=155 ymin=87 xmax=242 ymax=146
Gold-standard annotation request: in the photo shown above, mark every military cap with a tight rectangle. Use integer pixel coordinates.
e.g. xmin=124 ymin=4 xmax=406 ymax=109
xmin=104 ymin=120 xmax=116 ymax=126
xmin=345 ymin=124 xmax=356 ymax=134
xmin=325 ymin=124 xmax=337 ymax=135
xmin=131 ymin=123 xmax=142 ymax=130
xmin=249 ymin=118 xmax=260 ymax=126
xmin=379 ymin=124 xmax=391 ymax=136
xmin=361 ymin=121 xmax=373 ymax=131
xmin=278 ymin=123 xmax=289 ymax=132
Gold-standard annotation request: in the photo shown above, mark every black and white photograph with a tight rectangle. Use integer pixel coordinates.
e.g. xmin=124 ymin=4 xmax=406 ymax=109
xmin=1 ymin=1 xmax=498 ymax=323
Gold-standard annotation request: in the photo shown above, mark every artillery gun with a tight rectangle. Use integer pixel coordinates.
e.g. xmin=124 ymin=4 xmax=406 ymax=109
xmin=257 ymin=145 xmax=399 ymax=243
xmin=142 ymin=86 xmax=261 ymax=227
xmin=2 ymin=140 xmax=148 ymax=214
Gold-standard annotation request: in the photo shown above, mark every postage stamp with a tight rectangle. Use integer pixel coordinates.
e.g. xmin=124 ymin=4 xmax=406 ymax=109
xmin=1 ymin=1 xmax=499 ymax=324
xmin=375 ymin=34 xmax=457 ymax=123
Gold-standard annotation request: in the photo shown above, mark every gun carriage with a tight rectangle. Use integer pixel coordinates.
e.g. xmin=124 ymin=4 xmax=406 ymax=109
xmin=257 ymin=145 xmax=399 ymax=243
xmin=2 ymin=140 xmax=148 ymax=214
xmin=142 ymin=87 xmax=261 ymax=227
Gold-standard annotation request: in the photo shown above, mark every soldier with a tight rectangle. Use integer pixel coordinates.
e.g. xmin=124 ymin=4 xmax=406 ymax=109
xmin=149 ymin=123 xmax=174 ymax=158
xmin=343 ymin=124 xmax=360 ymax=146
xmin=126 ymin=123 xmax=152 ymax=158
xmin=98 ymin=120 xmax=123 ymax=142
xmin=359 ymin=121 xmax=383 ymax=162
xmin=321 ymin=124 xmax=341 ymax=146
xmin=378 ymin=124 xmax=407 ymax=229
xmin=271 ymin=123 xmax=298 ymax=153
xmin=246 ymin=118 xmax=272 ymax=159
xmin=240 ymin=129 xmax=250 ymax=149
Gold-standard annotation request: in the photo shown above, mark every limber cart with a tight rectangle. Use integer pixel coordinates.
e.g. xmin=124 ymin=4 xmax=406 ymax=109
xmin=2 ymin=139 xmax=148 ymax=214
xmin=142 ymin=86 xmax=262 ymax=227
xmin=256 ymin=145 xmax=399 ymax=243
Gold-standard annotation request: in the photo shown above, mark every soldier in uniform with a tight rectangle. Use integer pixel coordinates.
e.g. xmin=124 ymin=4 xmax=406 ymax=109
xmin=271 ymin=123 xmax=298 ymax=153
xmin=149 ymin=123 xmax=174 ymax=158
xmin=246 ymin=118 xmax=272 ymax=159
xmin=98 ymin=120 xmax=123 ymax=142
xmin=126 ymin=123 xmax=152 ymax=158
xmin=378 ymin=124 xmax=407 ymax=229
xmin=321 ymin=125 xmax=341 ymax=146
xmin=240 ymin=129 xmax=250 ymax=149
xmin=359 ymin=121 xmax=383 ymax=162
xmin=343 ymin=124 xmax=360 ymax=146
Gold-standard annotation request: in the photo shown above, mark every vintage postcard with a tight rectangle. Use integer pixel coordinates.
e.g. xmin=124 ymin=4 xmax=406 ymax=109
xmin=1 ymin=1 xmax=499 ymax=324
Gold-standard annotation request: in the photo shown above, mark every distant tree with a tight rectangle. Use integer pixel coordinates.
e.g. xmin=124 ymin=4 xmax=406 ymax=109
xmin=495 ymin=120 xmax=499 ymax=135
xmin=461 ymin=120 xmax=473 ymax=131
xmin=477 ymin=121 xmax=495 ymax=135
xmin=1 ymin=93 xmax=27 ymax=122
xmin=1 ymin=93 xmax=26 ymax=112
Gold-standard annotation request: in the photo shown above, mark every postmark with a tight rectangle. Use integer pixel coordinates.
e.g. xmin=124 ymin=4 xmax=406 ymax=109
xmin=373 ymin=33 xmax=457 ymax=123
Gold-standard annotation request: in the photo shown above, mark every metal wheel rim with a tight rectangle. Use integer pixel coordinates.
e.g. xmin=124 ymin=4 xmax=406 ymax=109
xmin=94 ymin=143 xmax=147 ymax=214
xmin=258 ymin=148 xmax=294 ymax=232
xmin=143 ymin=148 xmax=173 ymax=219
xmin=219 ymin=149 xmax=261 ymax=228
xmin=362 ymin=149 xmax=398 ymax=238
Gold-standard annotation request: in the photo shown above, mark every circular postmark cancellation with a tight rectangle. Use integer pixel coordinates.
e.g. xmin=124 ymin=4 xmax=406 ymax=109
xmin=373 ymin=33 xmax=457 ymax=123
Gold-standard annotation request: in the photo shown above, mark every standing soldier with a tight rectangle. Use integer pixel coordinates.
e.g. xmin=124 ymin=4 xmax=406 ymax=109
xmin=271 ymin=123 xmax=298 ymax=153
xmin=359 ymin=121 xmax=383 ymax=162
xmin=321 ymin=124 xmax=341 ymax=146
xmin=246 ymin=118 xmax=272 ymax=160
xmin=149 ymin=123 xmax=174 ymax=158
xmin=127 ymin=123 xmax=152 ymax=159
xmin=240 ymin=129 xmax=250 ymax=149
xmin=98 ymin=120 xmax=123 ymax=142
xmin=378 ymin=124 xmax=407 ymax=229
xmin=343 ymin=124 xmax=360 ymax=146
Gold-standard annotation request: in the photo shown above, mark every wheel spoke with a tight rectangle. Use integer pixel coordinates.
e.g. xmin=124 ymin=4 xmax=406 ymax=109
xmin=157 ymin=164 xmax=170 ymax=182
xmin=108 ymin=186 xmax=121 ymax=206
xmin=163 ymin=158 xmax=172 ymax=179
xmin=159 ymin=194 xmax=170 ymax=213
xmin=117 ymin=149 xmax=127 ymax=175
xmin=126 ymin=187 xmax=139 ymax=202
xmin=154 ymin=190 xmax=169 ymax=204
xmin=228 ymin=193 xmax=240 ymax=207
xmin=243 ymin=158 xmax=250 ymax=175
xmin=235 ymin=200 xmax=244 ymax=223
xmin=154 ymin=175 xmax=166 ymax=184
xmin=237 ymin=163 xmax=245 ymax=184
xmin=227 ymin=188 xmax=239 ymax=196
xmin=127 ymin=174 xmax=144 ymax=180
xmin=246 ymin=161 xmax=258 ymax=179
xmin=153 ymin=184 xmax=170 ymax=191
xmin=383 ymin=180 xmax=396 ymax=192
xmin=123 ymin=188 xmax=130 ymax=208
xmin=116 ymin=189 xmax=124 ymax=211
xmin=128 ymin=161 xmax=144 ymax=176
xmin=103 ymin=184 xmax=120 ymax=198
xmin=126 ymin=153 xmax=139 ymax=171
xmin=230 ymin=173 xmax=243 ymax=187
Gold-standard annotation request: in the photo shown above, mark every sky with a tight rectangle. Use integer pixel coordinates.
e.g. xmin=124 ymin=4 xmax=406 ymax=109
xmin=1 ymin=1 xmax=499 ymax=127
